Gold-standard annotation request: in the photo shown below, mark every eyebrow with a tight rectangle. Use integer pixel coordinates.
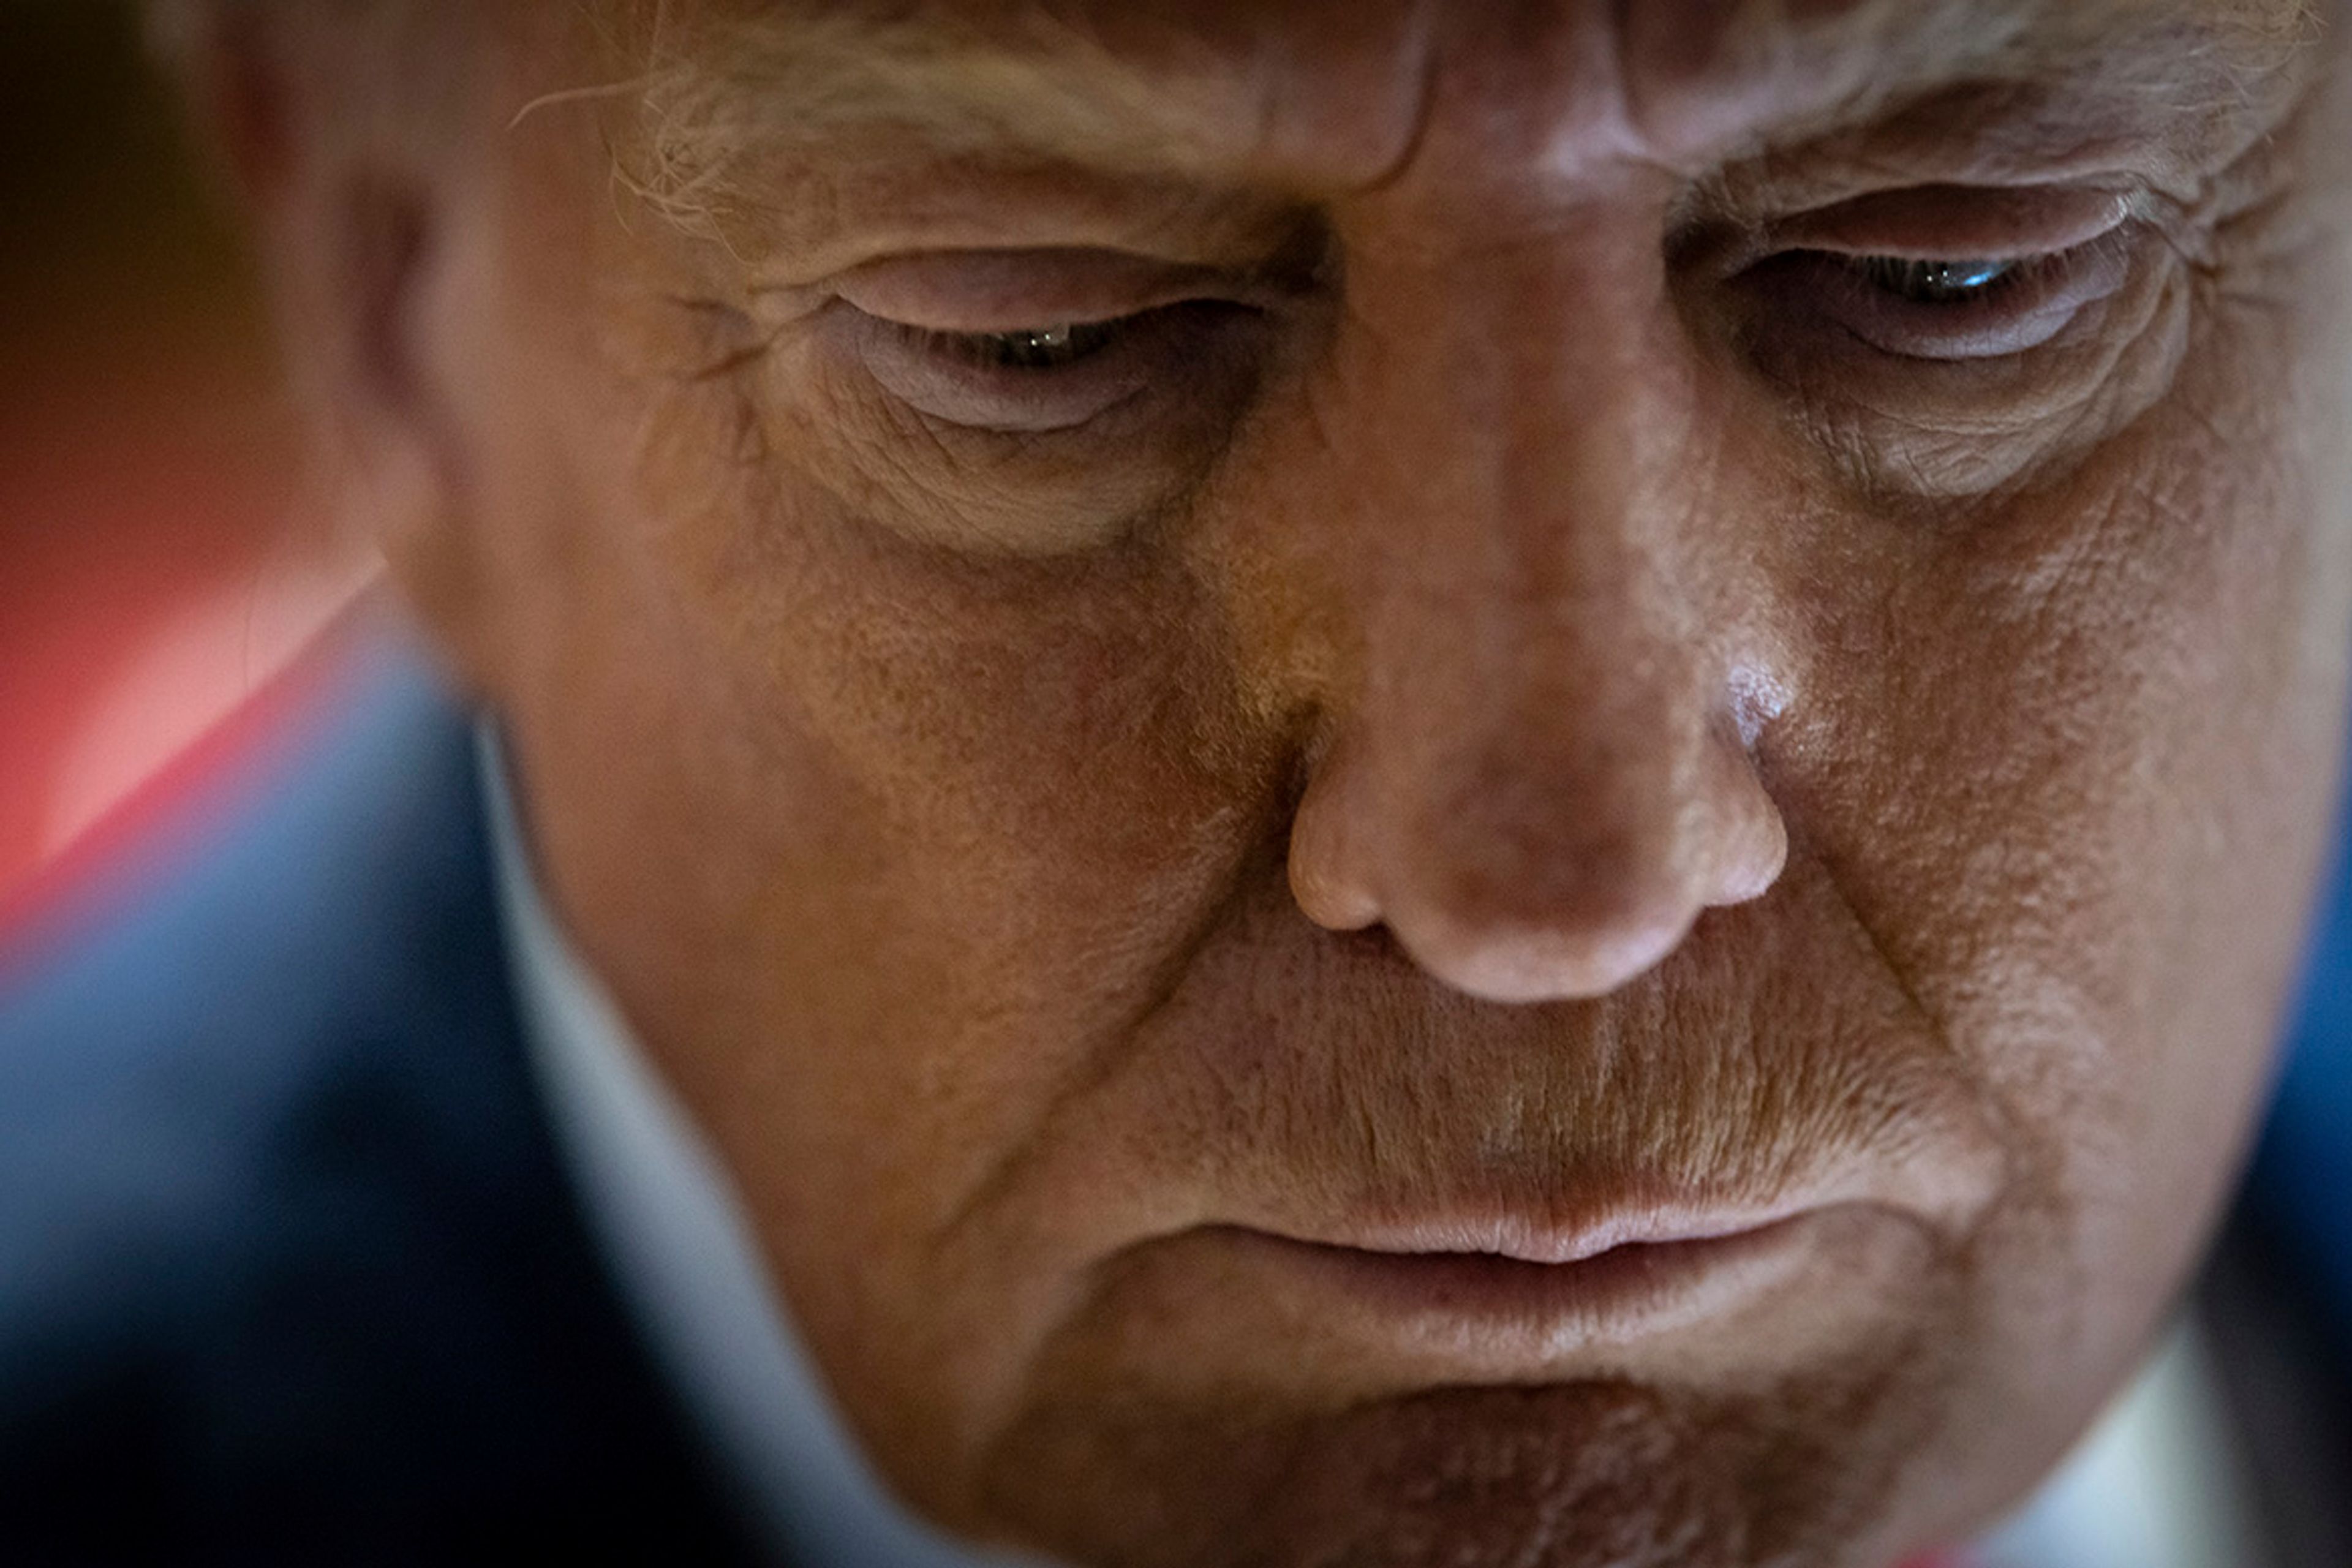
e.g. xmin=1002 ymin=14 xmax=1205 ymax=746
xmin=597 ymin=0 xmax=2325 ymax=241
xmin=602 ymin=5 xmax=1335 ymax=240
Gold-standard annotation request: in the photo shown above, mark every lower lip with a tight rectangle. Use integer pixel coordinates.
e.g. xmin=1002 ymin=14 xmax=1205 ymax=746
xmin=1202 ymin=1205 xmax=1907 ymax=1368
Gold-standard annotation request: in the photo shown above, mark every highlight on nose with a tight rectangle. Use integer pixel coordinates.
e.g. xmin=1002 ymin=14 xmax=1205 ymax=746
xmin=1287 ymin=722 xmax=1789 ymax=1005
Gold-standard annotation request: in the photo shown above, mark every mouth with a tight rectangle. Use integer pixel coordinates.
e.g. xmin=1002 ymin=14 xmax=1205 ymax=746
xmin=1228 ymin=1207 xmax=1833 ymax=1324
xmin=1266 ymin=1199 xmax=1843 ymax=1267
xmin=1156 ymin=1202 xmax=1933 ymax=1384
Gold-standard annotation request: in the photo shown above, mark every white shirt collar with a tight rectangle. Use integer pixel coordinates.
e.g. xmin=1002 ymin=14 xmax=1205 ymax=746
xmin=477 ymin=730 xmax=2265 ymax=1568
xmin=1973 ymin=1315 xmax=2270 ymax=1568
xmin=480 ymin=731 xmax=1042 ymax=1568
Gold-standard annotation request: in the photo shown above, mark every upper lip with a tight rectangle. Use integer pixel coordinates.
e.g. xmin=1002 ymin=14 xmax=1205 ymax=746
xmin=1212 ymin=1117 xmax=2004 ymax=1272
xmin=1248 ymin=1198 xmax=1830 ymax=1267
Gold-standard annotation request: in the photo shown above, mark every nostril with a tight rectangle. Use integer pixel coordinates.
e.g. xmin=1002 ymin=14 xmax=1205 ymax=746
xmin=1714 ymin=805 xmax=1789 ymax=907
xmin=1286 ymin=731 xmax=1387 ymax=933
xmin=1700 ymin=727 xmax=1791 ymax=908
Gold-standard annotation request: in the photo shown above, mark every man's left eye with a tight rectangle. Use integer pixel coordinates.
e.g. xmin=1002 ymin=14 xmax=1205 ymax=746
xmin=1751 ymin=232 xmax=2134 ymax=362
xmin=1854 ymin=257 xmax=2023 ymax=306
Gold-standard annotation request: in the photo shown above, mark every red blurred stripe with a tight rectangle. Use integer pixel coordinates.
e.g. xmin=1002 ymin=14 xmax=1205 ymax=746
xmin=0 ymin=603 xmax=371 ymax=967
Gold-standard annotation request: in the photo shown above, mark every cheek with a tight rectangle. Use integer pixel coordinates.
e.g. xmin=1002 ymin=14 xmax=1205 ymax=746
xmin=1778 ymin=278 xmax=2352 ymax=1385
xmin=552 ymin=380 xmax=1323 ymax=1472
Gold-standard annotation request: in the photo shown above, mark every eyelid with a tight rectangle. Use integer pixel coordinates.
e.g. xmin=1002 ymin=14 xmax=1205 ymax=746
xmin=827 ymin=247 xmax=1263 ymax=334
xmin=1680 ymin=183 xmax=2145 ymax=284
xmin=1762 ymin=184 xmax=2140 ymax=264
xmin=1752 ymin=226 xmax=2138 ymax=361
xmin=837 ymin=297 xmax=1262 ymax=434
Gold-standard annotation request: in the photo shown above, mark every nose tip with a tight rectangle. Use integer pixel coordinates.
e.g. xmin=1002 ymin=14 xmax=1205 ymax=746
xmin=1382 ymin=861 xmax=1704 ymax=1004
xmin=1288 ymin=725 xmax=1790 ymax=1004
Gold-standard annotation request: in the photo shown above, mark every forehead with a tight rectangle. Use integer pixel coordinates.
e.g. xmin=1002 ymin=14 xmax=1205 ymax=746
xmin=627 ymin=0 xmax=2318 ymax=191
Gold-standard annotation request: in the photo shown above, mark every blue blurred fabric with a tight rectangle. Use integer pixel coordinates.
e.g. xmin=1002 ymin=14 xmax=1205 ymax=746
xmin=2247 ymin=717 xmax=2352 ymax=1357
xmin=0 ymin=639 xmax=758 ymax=1564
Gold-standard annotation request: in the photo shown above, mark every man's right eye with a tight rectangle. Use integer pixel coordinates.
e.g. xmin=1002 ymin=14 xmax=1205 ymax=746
xmin=774 ymin=271 xmax=1278 ymax=556
xmin=846 ymin=298 xmax=1256 ymax=434
xmin=918 ymin=319 xmax=1129 ymax=372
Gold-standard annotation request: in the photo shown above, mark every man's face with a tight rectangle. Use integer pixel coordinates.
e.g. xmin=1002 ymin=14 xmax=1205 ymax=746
xmin=355 ymin=1 xmax=2352 ymax=1562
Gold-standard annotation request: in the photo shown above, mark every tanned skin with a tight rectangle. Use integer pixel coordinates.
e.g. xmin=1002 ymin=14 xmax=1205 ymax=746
xmin=205 ymin=2 xmax=2352 ymax=1563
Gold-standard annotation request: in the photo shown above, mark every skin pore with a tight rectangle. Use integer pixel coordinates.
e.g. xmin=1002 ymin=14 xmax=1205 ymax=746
xmin=233 ymin=0 xmax=2352 ymax=1563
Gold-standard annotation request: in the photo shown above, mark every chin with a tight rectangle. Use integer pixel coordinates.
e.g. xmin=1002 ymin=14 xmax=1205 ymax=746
xmin=970 ymin=1340 xmax=1959 ymax=1568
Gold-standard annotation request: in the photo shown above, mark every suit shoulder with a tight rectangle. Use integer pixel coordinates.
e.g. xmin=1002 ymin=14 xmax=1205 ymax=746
xmin=0 ymin=646 xmax=520 ymax=1476
xmin=0 ymin=643 xmax=518 ymax=1273
xmin=0 ymin=641 xmax=755 ymax=1558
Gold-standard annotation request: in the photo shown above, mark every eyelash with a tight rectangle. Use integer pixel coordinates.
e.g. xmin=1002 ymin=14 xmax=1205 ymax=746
xmin=913 ymin=320 xmax=1128 ymax=371
xmin=907 ymin=251 xmax=2051 ymax=375
xmin=1850 ymin=256 xmax=2030 ymax=306
xmin=846 ymin=298 xmax=1270 ymax=436
xmin=1781 ymin=232 xmax=2133 ymax=361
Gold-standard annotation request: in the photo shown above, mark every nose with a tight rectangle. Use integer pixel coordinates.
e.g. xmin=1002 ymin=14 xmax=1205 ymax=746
xmin=1281 ymin=235 xmax=1789 ymax=1005
xmin=1289 ymin=708 xmax=1787 ymax=1004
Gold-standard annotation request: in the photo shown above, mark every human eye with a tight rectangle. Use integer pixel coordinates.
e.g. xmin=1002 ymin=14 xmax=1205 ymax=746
xmin=1698 ymin=184 xmax=2190 ymax=499
xmin=815 ymin=248 xmax=1272 ymax=435
xmin=1749 ymin=232 xmax=2138 ymax=362
xmin=915 ymin=319 xmax=1130 ymax=372
xmin=742 ymin=246 xmax=1281 ymax=557
xmin=848 ymin=298 xmax=1259 ymax=434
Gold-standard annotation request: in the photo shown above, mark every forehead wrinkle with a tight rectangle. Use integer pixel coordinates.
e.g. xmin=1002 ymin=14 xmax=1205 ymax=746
xmin=592 ymin=0 xmax=2329 ymax=244
xmin=1615 ymin=0 xmax=2324 ymax=172
xmin=598 ymin=1 xmax=1422 ymax=243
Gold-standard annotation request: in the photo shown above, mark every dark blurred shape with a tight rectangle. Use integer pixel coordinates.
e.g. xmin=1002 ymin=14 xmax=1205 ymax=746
xmin=0 ymin=632 xmax=759 ymax=1560
xmin=2212 ymin=756 xmax=2352 ymax=1568
xmin=0 ymin=0 xmax=260 ymax=366
xmin=0 ymin=0 xmax=366 ymax=917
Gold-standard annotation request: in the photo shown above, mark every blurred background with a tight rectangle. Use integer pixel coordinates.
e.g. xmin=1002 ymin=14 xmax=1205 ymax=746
xmin=0 ymin=10 xmax=2346 ymax=1565
xmin=0 ymin=0 xmax=370 ymax=933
